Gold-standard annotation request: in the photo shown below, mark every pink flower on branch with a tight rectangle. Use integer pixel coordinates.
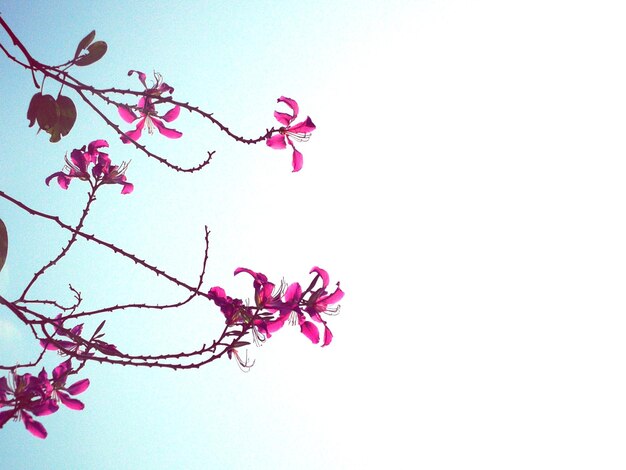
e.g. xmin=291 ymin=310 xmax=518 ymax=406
xmin=45 ymin=139 xmax=133 ymax=194
xmin=118 ymin=70 xmax=182 ymax=143
xmin=266 ymin=96 xmax=316 ymax=172
xmin=0 ymin=360 xmax=89 ymax=439
xmin=92 ymin=153 xmax=134 ymax=194
xmin=233 ymin=266 xmax=342 ymax=347
xmin=38 ymin=360 xmax=90 ymax=412
xmin=45 ymin=139 xmax=108 ymax=189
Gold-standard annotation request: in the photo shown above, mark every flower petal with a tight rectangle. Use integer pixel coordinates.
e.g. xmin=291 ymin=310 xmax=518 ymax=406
xmin=120 ymin=182 xmax=134 ymax=195
xmin=52 ymin=359 xmax=71 ymax=382
xmin=66 ymin=378 xmax=90 ymax=395
xmin=118 ymin=105 xmax=138 ymax=123
xmin=325 ymin=284 xmax=344 ymax=305
xmin=283 ymin=282 xmax=302 ymax=304
xmin=152 ymin=118 xmax=183 ymax=139
xmin=291 ymin=147 xmax=303 ymax=172
xmin=120 ymin=117 xmax=146 ymax=144
xmin=161 ymin=105 xmax=180 ymax=122
xmin=22 ymin=413 xmax=47 ymax=439
xmin=274 ymin=111 xmax=293 ymax=126
xmin=128 ymin=70 xmax=147 ymax=88
xmin=300 ymin=321 xmax=320 ymax=344
xmin=45 ymin=172 xmax=69 ymax=189
xmin=58 ymin=392 xmax=85 ymax=410
xmin=0 ymin=409 xmax=15 ymax=427
xmin=310 ymin=267 xmax=330 ymax=289
xmin=289 ymin=117 xmax=316 ymax=134
xmin=266 ymin=134 xmax=287 ymax=149
xmin=322 ymin=325 xmax=333 ymax=347
xmin=277 ymin=96 xmax=299 ymax=118
xmin=31 ymin=399 xmax=59 ymax=417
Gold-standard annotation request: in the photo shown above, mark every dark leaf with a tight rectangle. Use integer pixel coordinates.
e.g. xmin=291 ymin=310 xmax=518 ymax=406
xmin=36 ymin=94 xmax=59 ymax=131
xmin=92 ymin=320 xmax=106 ymax=338
xmin=74 ymin=41 xmax=107 ymax=66
xmin=26 ymin=92 xmax=43 ymax=127
xmin=74 ymin=30 xmax=96 ymax=59
xmin=44 ymin=95 xmax=75 ymax=143
xmin=0 ymin=219 xmax=7 ymax=273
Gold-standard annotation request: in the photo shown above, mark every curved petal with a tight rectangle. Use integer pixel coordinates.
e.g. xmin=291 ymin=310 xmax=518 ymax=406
xmin=161 ymin=105 xmax=180 ymax=122
xmin=300 ymin=321 xmax=320 ymax=344
xmin=277 ymin=96 xmax=299 ymax=118
xmin=266 ymin=313 xmax=289 ymax=334
xmin=31 ymin=399 xmax=59 ymax=416
xmin=283 ymin=282 xmax=302 ymax=304
xmin=289 ymin=117 xmax=316 ymax=134
xmin=22 ymin=413 xmax=47 ymax=439
xmin=152 ymin=118 xmax=183 ymax=139
xmin=118 ymin=105 xmax=138 ymax=123
xmin=66 ymin=378 xmax=90 ymax=395
xmin=58 ymin=392 xmax=85 ymax=410
xmin=291 ymin=147 xmax=303 ymax=172
xmin=128 ymin=70 xmax=147 ymax=88
xmin=0 ymin=409 xmax=14 ymax=427
xmin=120 ymin=117 xmax=146 ymax=144
xmin=274 ymin=111 xmax=293 ymax=126
xmin=322 ymin=325 xmax=333 ymax=347
xmin=324 ymin=284 xmax=344 ymax=305
xmin=266 ymin=134 xmax=286 ymax=149
xmin=52 ymin=359 xmax=71 ymax=382
xmin=310 ymin=267 xmax=330 ymax=289
xmin=120 ymin=182 xmax=134 ymax=195
xmin=45 ymin=172 xmax=69 ymax=189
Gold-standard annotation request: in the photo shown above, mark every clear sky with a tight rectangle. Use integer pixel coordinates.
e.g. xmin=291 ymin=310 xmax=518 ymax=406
xmin=1 ymin=0 xmax=626 ymax=468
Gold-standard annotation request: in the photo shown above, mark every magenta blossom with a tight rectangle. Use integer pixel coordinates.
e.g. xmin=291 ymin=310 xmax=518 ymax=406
xmin=45 ymin=139 xmax=108 ymax=189
xmin=38 ymin=360 xmax=90 ymax=412
xmin=45 ymin=140 xmax=133 ymax=194
xmin=266 ymin=96 xmax=316 ymax=172
xmin=118 ymin=70 xmax=182 ymax=143
xmin=0 ymin=372 xmax=49 ymax=438
xmin=92 ymin=153 xmax=134 ymax=194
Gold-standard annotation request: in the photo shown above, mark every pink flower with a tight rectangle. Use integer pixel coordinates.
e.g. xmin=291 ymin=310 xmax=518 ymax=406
xmin=266 ymin=96 xmax=316 ymax=172
xmin=45 ymin=140 xmax=133 ymax=194
xmin=118 ymin=70 xmax=182 ymax=143
xmin=234 ymin=267 xmax=283 ymax=311
xmin=45 ymin=139 xmax=108 ymax=189
xmin=38 ymin=360 xmax=90 ymax=411
xmin=207 ymin=286 xmax=252 ymax=325
xmin=0 ymin=372 xmax=50 ymax=438
xmin=92 ymin=153 xmax=134 ymax=194
xmin=304 ymin=267 xmax=344 ymax=347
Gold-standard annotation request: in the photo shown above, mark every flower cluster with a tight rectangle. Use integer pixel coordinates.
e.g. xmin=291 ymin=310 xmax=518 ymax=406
xmin=45 ymin=139 xmax=133 ymax=194
xmin=208 ymin=267 xmax=343 ymax=367
xmin=266 ymin=96 xmax=316 ymax=172
xmin=118 ymin=70 xmax=182 ymax=143
xmin=0 ymin=360 xmax=89 ymax=439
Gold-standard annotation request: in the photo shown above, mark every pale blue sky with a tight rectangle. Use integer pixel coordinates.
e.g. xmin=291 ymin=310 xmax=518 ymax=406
xmin=2 ymin=1 xmax=626 ymax=469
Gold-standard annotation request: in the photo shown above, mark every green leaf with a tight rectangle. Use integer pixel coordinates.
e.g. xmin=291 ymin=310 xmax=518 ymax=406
xmin=26 ymin=92 xmax=43 ymax=127
xmin=74 ymin=30 xmax=96 ymax=59
xmin=0 ymin=219 xmax=7 ymax=273
xmin=74 ymin=40 xmax=107 ymax=66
